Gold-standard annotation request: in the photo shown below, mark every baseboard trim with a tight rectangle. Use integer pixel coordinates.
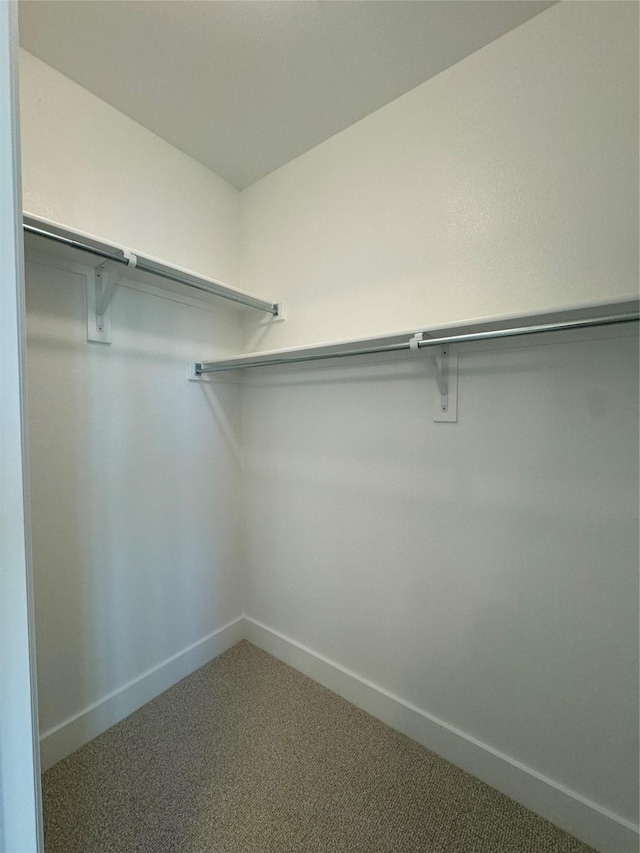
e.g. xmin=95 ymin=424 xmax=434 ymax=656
xmin=39 ymin=617 xmax=245 ymax=771
xmin=244 ymin=616 xmax=639 ymax=853
xmin=39 ymin=614 xmax=638 ymax=853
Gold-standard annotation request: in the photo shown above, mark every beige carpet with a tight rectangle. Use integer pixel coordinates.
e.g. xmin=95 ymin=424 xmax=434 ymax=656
xmin=43 ymin=640 xmax=596 ymax=853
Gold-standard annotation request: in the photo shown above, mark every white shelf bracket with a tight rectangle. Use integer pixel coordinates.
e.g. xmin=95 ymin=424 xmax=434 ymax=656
xmin=432 ymin=345 xmax=458 ymax=423
xmin=86 ymin=252 xmax=136 ymax=344
xmin=86 ymin=266 xmax=113 ymax=344
xmin=95 ymin=267 xmax=116 ymax=319
xmin=409 ymin=333 xmax=458 ymax=422
xmin=434 ymin=346 xmax=449 ymax=399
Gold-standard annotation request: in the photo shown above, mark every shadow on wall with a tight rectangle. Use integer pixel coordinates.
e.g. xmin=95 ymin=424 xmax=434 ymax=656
xmin=241 ymin=331 xmax=639 ymax=823
xmin=25 ymin=257 xmax=244 ymax=739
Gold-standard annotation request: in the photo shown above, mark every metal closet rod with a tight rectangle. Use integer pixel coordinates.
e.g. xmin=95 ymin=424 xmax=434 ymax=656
xmin=23 ymin=221 xmax=279 ymax=316
xmin=197 ymin=311 xmax=639 ymax=373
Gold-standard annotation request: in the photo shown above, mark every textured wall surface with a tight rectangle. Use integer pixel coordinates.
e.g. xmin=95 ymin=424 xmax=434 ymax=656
xmin=240 ymin=7 xmax=639 ymax=838
xmin=25 ymin=255 xmax=244 ymax=738
xmin=241 ymin=2 xmax=639 ymax=351
xmin=19 ymin=3 xmax=639 ymax=849
xmin=242 ymin=328 xmax=639 ymax=830
xmin=19 ymin=50 xmax=241 ymax=286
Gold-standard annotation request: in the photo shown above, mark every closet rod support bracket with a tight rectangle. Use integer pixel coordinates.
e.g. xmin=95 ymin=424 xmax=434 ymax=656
xmin=86 ymin=254 xmax=137 ymax=344
xmin=95 ymin=266 xmax=117 ymax=319
xmin=410 ymin=334 xmax=457 ymax=422
xmin=432 ymin=346 xmax=458 ymax=423
xmin=87 ymin=265 xmax=115 ymax=344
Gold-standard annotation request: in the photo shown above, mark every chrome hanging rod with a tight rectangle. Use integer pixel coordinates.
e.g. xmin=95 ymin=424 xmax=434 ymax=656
xmin=196 ymin=311 xmax=639 ymax=374
xmin=23 ymin=218 xmax=279 ymax=316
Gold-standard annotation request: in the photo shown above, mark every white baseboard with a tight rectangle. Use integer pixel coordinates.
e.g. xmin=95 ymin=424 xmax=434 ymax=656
xmin=39 ymin=617 xmax=245 ymax=771
xmin=39 ymin=614 xmax=638 ymax=853
xmin=244 ymin=616 xmax=639 ymax=853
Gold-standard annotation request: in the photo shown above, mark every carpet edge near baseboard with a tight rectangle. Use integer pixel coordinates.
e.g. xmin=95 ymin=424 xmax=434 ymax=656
xmin=39 ymin=614 xmax=638 ymax=853
xmin=39 ymin=616 xmax=245 ymax=770
xmin=243 ymin=616 xmax=638 ymax=853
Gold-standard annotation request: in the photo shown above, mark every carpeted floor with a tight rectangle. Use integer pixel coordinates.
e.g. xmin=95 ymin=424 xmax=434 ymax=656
xmin=42 ymin=640 xmax=596 ymax=853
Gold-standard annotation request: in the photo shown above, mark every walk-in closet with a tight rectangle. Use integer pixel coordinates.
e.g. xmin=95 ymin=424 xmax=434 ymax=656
xmin=1 ymin=2 xmax=638 ymax=852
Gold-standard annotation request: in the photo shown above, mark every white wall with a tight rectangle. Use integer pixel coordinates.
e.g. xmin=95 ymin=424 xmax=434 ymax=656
xmin=25 ymin=254 xmax=245 ymax=766
xmin=241 ymin=330 xmax=639 ymax=847
xmin=18 ymin=5 xmax=639 ymax=850
xmin=19 ymin=49 xmax=241 ymax=286
xmin=0 ymin=4 xmax=42 ymax=850
xmin=18 ymin=48 xmax=248 ymax=768
xmin=240 ymin=3 xmax=639 ymax=850
xmin=241 ymin=2 xmax=639 ymax=352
